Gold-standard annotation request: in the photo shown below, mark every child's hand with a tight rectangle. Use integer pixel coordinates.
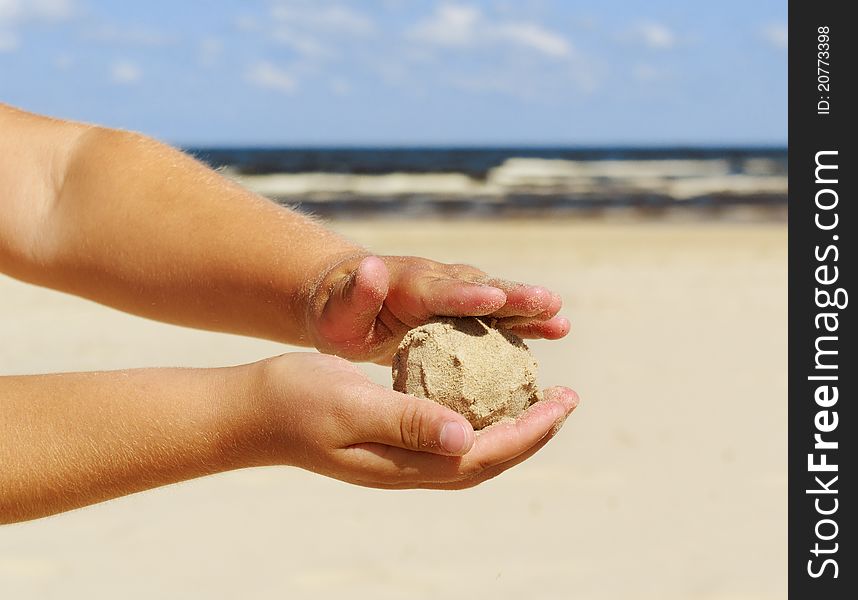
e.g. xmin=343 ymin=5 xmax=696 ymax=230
xmin=304 ymin=254 xmax=570 ymax=363
xmin=252 ymin=353 xmax=578 ymax=489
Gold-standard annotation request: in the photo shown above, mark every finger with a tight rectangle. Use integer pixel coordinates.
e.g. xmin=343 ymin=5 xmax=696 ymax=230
xmin=541 ymin=292 xmax=564 ymax=319
xmin=452 ymin=387 xmax=578 ymax=482
xmin=422 ymin=420 xmax=564 ymax=490
xmin=318 ymin=256 xmax=389 ymax=344
xmin=458 ymin=388 xmax=577 ymax=472
xmin=366 ymin=390 xmax=476 ymax=456
xmin=416 ymin=422 xmax=562 ymax=490
xmin=355 ymin=387 xmax=579 ymax=489
xmin=358 ymin=435 xmax=559 ymax=491
xmin=480 ymin=281 xmax=558 ymax=318
xmin=391 ymin=275 xmax=507 ymax=323
xmin=504 ymin=316 xmax=571 ymax=340
xmin=537 ymin=385 xmax=581 ymax=419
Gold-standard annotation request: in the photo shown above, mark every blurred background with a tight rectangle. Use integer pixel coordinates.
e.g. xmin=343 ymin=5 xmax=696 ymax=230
xmin=1 ymin=1 xmax=787 ymax=599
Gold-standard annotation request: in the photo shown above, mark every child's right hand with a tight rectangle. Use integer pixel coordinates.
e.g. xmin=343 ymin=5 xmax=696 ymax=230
xmin=245 ymin=353 xmax=579 ymax=489
xmin=303 ymin=254 xmax=570 ymax=365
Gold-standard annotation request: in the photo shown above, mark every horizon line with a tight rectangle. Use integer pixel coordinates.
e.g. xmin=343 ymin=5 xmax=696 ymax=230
xmin=179 ymin=142 xmax=789 ymax=151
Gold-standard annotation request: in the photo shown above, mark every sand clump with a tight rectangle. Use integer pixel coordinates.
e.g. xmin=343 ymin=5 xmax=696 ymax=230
xmin=392 ymin=318 xmax=542 ymax=429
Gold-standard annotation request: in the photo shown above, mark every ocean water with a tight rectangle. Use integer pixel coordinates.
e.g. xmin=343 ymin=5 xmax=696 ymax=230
xmin=186 ymin=147 xmax=788 ymax=218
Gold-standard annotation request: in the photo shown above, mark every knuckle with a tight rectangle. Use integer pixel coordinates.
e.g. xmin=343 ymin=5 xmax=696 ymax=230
xmin=328 ymin=391 xmax=363 ymax=439
xmin=449 ymin=263 xmax=485 ymax=279
xmin=398 ymin=400 xmax=428 ymax=450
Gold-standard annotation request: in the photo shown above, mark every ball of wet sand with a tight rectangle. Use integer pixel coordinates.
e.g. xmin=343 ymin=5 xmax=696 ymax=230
xmin=392 ymin=318 xmax=542 ymax=429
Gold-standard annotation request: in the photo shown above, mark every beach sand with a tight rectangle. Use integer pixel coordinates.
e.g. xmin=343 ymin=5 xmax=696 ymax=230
xmin=0 ymin=219 xmax=786 ymax=600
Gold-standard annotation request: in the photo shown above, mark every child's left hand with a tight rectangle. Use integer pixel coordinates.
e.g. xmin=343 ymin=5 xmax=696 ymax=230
xmin=303 ymin=254 xmax=570 ymax=363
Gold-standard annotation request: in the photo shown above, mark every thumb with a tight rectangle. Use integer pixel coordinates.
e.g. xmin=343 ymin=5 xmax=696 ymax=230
xmin=373 ymin=392 xmax=476 ymax=456
xmin=319 ymin=255 xmax=389 ymax=345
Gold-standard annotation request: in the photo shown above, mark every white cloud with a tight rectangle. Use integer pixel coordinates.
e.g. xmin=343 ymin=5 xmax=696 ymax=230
xmin=246 ymin=61 xmax=298 ymax=94
xmin=0 ymin=0 xmax=16 ymax=22
xmin=632 ymin=21 xmax=676 ymax=49
xmin=0 ymin=29 xmax=17 ymax=51
xmin=409 ymin=3 xmax=573 ymax=58
xmin=270 ymin=3 xmax=374 ymax=36
xmin=0 ymin=0 xmax=74 ymax=24
xmin=1 ymin=0 xmax=74 ymax=51
xmin=761 ymin=23 xmax=787 ymax=50
xmin=27 ymin=0 xmax=73 ymax=20
xmin=409 ymin=4 xmax=480 ymax=46
xmin=267 ymin=2 xmax=373 ymax=61
xmin=111 ymin=60 xmax=142 ymax=85
xmin=402 ymin=3 xmax=596 ymax=98
xmin=494 ymin=22 xmax=572 ymax=58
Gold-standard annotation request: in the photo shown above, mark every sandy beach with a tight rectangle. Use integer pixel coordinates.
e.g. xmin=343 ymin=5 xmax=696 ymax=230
xmin=0 ymin=218 xmax=786 ymax=600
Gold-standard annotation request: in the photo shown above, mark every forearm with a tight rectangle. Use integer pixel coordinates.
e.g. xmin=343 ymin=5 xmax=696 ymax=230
xmin=2 ymin=106 xmax=362 ymax=345
xmin=0 ymin=365 xmax=264 ymax=524
xmin=1 ymin=104 xmax=570 ymax=364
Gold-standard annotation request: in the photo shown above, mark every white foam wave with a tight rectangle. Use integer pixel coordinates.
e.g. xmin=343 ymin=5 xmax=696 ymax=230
xmin=226 ymin=158 xmax=787 ymax=201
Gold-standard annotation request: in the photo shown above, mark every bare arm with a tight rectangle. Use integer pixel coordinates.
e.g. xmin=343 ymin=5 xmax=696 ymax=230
xmin=0 ymin=365 xmax=255 ymax=523
xmin=0 ymin=353 xmax=578 ymax=524
xmin=1 ymin=103 xmax=359 ymax=345
xmin=0 ymin=103 xmax=568 ymax=362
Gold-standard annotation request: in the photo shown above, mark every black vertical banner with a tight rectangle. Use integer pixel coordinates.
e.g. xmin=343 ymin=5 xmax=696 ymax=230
xmin=789 ymin=1 xmax=855 ymax=598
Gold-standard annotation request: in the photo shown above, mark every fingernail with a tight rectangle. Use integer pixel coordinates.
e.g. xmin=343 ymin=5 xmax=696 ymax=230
xmin=440 ymin=421 xmax=468 ymax=454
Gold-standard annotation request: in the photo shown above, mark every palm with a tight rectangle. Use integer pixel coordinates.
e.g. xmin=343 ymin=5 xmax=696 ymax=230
xmin=260 ymin=352 xmax=579 ymax=490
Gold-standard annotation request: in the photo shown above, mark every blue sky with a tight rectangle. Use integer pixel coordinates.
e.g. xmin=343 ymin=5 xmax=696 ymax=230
xmin=1 ymin=0 xmax=787 ymax=146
